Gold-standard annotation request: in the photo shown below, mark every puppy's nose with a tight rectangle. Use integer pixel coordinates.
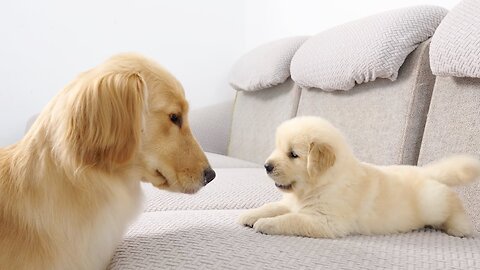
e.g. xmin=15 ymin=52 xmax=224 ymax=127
xmin=203 ymin=167 xmax=216 ymax=185
xmin=264 ymin=163 xmax=274 ymax=174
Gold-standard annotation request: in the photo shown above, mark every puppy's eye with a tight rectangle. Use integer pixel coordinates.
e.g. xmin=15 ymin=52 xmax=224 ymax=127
xmin=288 ymin=151 xmax=299 ymax=159
xmin=169 ymin=113 xmax=182 ymax=127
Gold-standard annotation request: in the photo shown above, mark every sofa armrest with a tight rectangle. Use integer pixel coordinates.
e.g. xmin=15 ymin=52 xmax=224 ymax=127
xmin=189 ymin=100 xmax=234 ymax=156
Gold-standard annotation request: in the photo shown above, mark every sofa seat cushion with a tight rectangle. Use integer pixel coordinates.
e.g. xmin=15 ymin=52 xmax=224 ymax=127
xmin=141 ymin=168 xmax=280 ymax=212
xmin=290 ymin=6 xmax=446 ymax=91
xmin=229 ymin=36 xmax=308 ymax=91
xmin=109 ymin=210 xmax=480 ymax=269
xmin=206 ymin=152 xmax=260 ymax=168
xmin=430 ymin=0 xmax=480 ymax=78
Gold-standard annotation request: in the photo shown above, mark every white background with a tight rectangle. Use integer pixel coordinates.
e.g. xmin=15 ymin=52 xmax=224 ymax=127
xmin=0 ymin=0 xmax=458 ymax=146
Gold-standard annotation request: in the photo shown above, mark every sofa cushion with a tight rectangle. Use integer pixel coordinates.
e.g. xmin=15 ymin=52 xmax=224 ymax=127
xmin=418 ymin=77 xmax=480 ymax=233
xmin=206 ymin=152 xmax=260 ymax=168
xmin=430 ymin=0 xmax=480 ymax=78
xmin=290 ymin=6 xmax=447 ymax=91
xmin=296 ymin=41 xmax=434 ymax=165
xmin=229 ymin=36 xmax=308 ymax=91
xmin=141 ymin=168 xmax=280 ymax=212
xmin=228 ymin=79 xmax=301 ymax=164
xmin=109 ymin=210 xmax=480 ymax=269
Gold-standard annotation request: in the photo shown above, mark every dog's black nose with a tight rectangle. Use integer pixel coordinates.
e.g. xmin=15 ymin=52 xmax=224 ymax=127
xmin=264 ymin=163 xmax=274 ymax=173
xmin=203 ymin=168 xmax=216 ymax=185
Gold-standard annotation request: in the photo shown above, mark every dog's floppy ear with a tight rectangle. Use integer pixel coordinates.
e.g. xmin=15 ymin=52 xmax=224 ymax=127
xmin=67 ymin=71 xmax=146 ymax=170
xmin=307 ymin=141 xmax=336 ymax=178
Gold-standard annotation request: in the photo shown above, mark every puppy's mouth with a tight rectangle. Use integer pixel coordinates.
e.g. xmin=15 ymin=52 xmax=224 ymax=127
xmin=275 ymin=182 xmax=293 ymax=191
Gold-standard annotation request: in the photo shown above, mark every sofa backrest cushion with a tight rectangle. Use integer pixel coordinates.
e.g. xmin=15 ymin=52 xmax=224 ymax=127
xmin=418 ymin=77 xmax=480 ymax=233
xmin=430 ymin=0 xmax=480 ymax=78
xmin=421 ymin=0 xmax=480 ymax=232
xmin=296 ymin=41 xmax=435 ymax=165
xmin=229 ymin=36 xmax=308 ymax=91
xmin=228 ymin=79 xmax=301 ymax=164
xmin=290 ymin=6 xmax=447 ymax=91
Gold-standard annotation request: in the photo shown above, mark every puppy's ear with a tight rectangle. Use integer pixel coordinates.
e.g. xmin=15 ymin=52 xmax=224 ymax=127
xmin=67 ymin=71 xmax=146 ymax=170
xmin=307 ymin=142 xmax=336 ymax=177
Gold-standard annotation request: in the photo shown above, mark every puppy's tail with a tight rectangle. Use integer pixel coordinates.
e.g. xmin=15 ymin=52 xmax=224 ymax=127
xmin=422 ymin=155 xmax=480 ymax=186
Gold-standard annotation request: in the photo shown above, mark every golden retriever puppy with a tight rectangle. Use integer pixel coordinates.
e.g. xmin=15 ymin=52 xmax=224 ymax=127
xmin=239 ymin=116 xmax=480 ymax=238
xmin=0 ymin=53 xmax=216 ymax=269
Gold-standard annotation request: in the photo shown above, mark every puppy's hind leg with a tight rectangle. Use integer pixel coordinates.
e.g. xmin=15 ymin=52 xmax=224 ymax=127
xmin=442 ymin=194 xmax=473 ymax=237
xmin=238 ymin=202 xmax=290 ymax=228
xmin=419 ymin=181 xmax=473 ymax=237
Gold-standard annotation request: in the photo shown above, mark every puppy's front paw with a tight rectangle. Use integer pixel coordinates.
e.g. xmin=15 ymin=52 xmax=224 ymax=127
xmin=444 ymin=221 xmax=473 ymax=238
xmin=253 ymin=218 xmax=281 ymax=235
xmin=238 ymin=211 xmax=262 ymax=228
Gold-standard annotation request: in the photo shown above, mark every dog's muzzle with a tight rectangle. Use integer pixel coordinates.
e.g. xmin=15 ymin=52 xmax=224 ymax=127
xmin=264 ymin=163 xmax=274 ymax=174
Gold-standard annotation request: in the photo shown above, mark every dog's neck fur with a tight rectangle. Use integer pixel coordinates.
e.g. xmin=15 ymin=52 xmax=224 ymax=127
xmin=7 ymin=116 xmax=142 ymax=212
xmin=0 ymin=118 xmax=142 ymax=269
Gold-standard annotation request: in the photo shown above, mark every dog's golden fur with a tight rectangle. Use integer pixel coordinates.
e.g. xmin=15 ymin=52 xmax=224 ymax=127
xmin=0 ymin=53 xmax=214 ymax=269
xmin=239 ymin=116 xmax=480 ymax=238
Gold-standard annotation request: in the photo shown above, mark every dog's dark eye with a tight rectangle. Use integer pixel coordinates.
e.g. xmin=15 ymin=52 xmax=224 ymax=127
xmin=169 ymin=113 xmax=182 ymax=127
xmin=288 ymin=151 xmax=299 ymax=159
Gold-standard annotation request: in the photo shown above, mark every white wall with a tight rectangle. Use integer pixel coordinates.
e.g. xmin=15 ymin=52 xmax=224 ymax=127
xmin=0 ymin=0 xmax=245 ymax=146
xmin=0 ymin=0 xmax=460 ymax=146
xmin=243 ymin=0 xmax=458 ymax=50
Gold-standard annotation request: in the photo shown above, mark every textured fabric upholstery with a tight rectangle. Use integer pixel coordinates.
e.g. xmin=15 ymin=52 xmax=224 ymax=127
xmin=290 ymin=6 xmax=446 ymax=91
xmin=109 ymin=210 xmax=480 ymax=269
xmin=418 ymin=77 xmax=480 ymax=233
xmin=228 ymin=79 xmax=301 ymax=164
xmin=229 ymin=36 xmax=309 ymax=91
xmin=142 ymin=168 xmax=279 ymax=212
xmin=430 ymin=0 xmax=480 ymax=78
xmin=296 ymin=41 xmax=435 ymax=165
xmin=189 ymin=101 xmax=234 ymax=155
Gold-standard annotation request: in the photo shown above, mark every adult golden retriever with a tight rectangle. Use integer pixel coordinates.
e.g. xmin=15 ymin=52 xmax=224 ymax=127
xmin=239 ymin=116 xmax=479 ymax=238
xmin=0 ymin=53 xmax=215 ymax=269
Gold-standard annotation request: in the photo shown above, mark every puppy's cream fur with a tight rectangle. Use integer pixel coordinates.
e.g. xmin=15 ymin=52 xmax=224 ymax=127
xmin=239 ymin=116 xmax=480 ymax=238
xmin=0 ymin=53 xmax=214 ymax=269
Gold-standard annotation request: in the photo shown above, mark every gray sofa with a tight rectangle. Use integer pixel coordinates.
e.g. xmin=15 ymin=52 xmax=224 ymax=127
xmin=26 ymin=2 xmax=480 ymax=269
xmin=107 ymin=2 xmax=480 ymax=269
